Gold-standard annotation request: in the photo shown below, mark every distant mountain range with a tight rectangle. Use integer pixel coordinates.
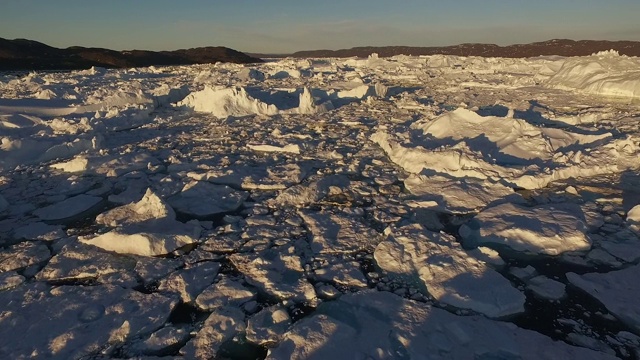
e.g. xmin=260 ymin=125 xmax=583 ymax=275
xmin=0 ymin=38 xmax=263 ymax=71
xmin=252 ymin=39 xmax=640 ymax=59
xmin=2 ymin=38 xmax=640 ymax=72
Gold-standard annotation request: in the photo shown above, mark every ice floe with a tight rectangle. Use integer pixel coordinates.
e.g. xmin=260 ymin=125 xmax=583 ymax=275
xmin=568 ymin=264 xmax=640 ymax=334
xmin=460 ymin=203 xmax=591 ymax=255
xmin=375 ymin=224 xmax=524 ymax=317
xmin=80 ymin=189 xmax=200 ymax=256
xmin=267 ymin=291 xmax=615 ymax=359
xmin=0 ymin=283 xmax=177 ymax=359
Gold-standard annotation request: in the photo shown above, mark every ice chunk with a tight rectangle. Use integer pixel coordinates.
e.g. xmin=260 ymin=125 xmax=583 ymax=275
xmin=157 ymin=261 xmax=220 ymax=303
xmin=0 ymin=271 xmax=25 ymax=290
xmin=546 ymin=52 xmax=640 ymax=98
xmin=97 ymin=188 xmax=174 ymax=226
xmin=179 ymin=86 xmax=279 ymax=118
xmin=299 ymin=208 xmax=380 ymax=255
xmin=195 ymin=277 xmax=256 ymax=311
xmin=130 ymin=325 xmax=191 ymax=356
xmin=0 ymin=283 xmax=177 ymax=359
xmin=181 ymin=306 xmax=246 ymax=359
xmin=36 ymin=242 xmax=138 ymax=287
xmin=190 ymin=163 xmax=309 ymax=191
xmin=247 ymin=143 xmax=301 ymax=154
xmin=627 ymin=204 xmax=640 ymax=233
xmin=404 ymin=173 xmax=515 ymax=213
xmin=298 ymin=87 xmax=333 ymax=114
xmin=414 ymin=108 xmax=609 ymax=161
xmin=237 ymin=68 xmax=266 ymax=81
xmin=314 ymin=260 xmax=368 ymax=288
xmin=32 ymin=194 xmax=103 ymax=223
xmin=568 ymin=264 xmax=640 ymax=333
xmin=230 ymin=247 xmax=315 ymax=302
xmin=527 ymin=276 xmax=566 ymax=301
xmin=272 ymin=174 xmax=350 ymax=208
xmin=13 ymin=222 xmax=66 ymax=241
xmin=460 ymin=203 xmax=591 ymax=255
xmin=81 ymin=189 xmax=200 ymax=256
xmin=0 ymin=241 xmax=51 ymax=273
xmin=246 ymin=306 xmax=291 ymax=346
xmin=267 ymin=291 xmax=615 ymax=360
xmin=371 ymin=109 xmax=637 ymax=191
xmin=134 ymin=256 xmax=184 ymax=287
xmin=375 ymin=224 xmax=525 ymax=318
xmin=168 ymin=181 xmax=248 ymax=218
xmin=509 ymin=265 xmax=538 ymax=281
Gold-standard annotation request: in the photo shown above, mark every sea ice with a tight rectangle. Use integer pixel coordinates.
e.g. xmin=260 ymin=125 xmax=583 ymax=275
xmin=33 ymin=194 xmax=103 ymax=222
xmin=460 ymin=203 xmax=591 ymax=255
xmin=36 ymin=242 xmax=138 ymax=287
xmin=375 ymin=224 xmax=525 ymax=317
xmin=267 ymin=291 xmax=615 ymax=360
xmin=527 ymin=275 xmax=567 ymax=301
xmin=168 ymin=181 xmax=248 ymax=218
xmin=81 ymin=189 xmax=200 ymax=256
xmin=0 ymin=283 xmax=177 ymax=359
xmin=230 ymin=246 xmax=316 ymax=302
xmin=195 ymin=277 xmax=256 ymax=311
xmin=180 ymin=306 xmax=246 ymax=359
xmin=179 ymin=86 xmax=279 ymax=118
xmin=568 ymin=264 xmax=640 ymax=334
xmin=246 ymin=306 xmax=292 ymax=346
xmin=0 ymin=241 xmax=51 ymax=273
xmin=299 ymin=208 xmax=380 ymax=255
xmin=546 ymin=50 xmax=640 ymax=99
xmin=157 ymin=261 xmax=220 ymax=303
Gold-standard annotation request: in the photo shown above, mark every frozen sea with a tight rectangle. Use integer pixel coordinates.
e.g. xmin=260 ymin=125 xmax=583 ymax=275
xmin=1 ymin=51 xmax=640 ymax=358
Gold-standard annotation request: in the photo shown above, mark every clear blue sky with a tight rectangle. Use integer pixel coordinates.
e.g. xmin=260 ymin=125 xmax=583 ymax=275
xmin=1 ymin=0 xmax=639 ymax=53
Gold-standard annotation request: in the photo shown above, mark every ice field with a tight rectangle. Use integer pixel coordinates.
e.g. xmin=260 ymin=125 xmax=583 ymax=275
xmin=1 ymin=50 xmax=640 ymax=358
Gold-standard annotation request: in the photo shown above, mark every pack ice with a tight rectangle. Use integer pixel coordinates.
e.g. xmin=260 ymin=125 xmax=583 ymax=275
xmin=1 ymin=50 xmax=640 ymax=358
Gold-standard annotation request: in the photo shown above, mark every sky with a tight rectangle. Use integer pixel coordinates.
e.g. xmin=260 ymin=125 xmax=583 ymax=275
xmin=1 ymin=0 xmax=639 ymax=53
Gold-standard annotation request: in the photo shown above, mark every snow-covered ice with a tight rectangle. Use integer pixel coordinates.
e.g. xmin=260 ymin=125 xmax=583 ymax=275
xmin=2 ymin=51 xmax=640 ymax=358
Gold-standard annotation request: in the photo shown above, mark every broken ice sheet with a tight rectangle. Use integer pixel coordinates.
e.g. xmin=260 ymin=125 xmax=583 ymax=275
xmin=404 ymin=173 xmax=516 ymax=213
xmin=157 ymin=261 xmax=220 ymax=303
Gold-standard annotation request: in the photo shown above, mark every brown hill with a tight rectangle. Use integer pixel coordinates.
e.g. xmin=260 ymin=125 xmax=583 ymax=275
xmin=289 ymin=39 xmax=640 ymax=58
xmin=0 ymin=38 xmax=262 ymax=71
